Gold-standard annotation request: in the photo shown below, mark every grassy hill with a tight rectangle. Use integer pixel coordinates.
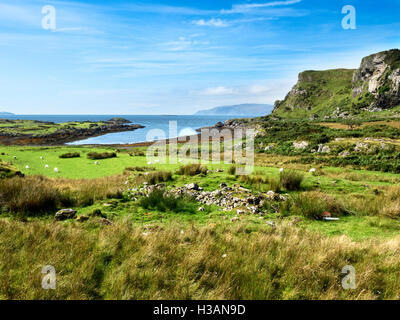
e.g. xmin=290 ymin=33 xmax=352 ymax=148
xmin=273 ymin=69 xmax=355 ymax=119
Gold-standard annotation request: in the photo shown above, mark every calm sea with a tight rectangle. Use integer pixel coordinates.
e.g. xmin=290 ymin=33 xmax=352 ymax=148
xmin=1 ymin=115 xmax=241 ymax=145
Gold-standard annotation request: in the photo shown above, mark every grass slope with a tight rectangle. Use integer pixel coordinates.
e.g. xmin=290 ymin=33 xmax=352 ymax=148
xmin=273 ymin=69 xmax=355 ymax=119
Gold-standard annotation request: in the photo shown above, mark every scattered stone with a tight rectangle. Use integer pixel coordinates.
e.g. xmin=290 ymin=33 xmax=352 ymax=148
xmin=266 ymin=221 xmax=277 ymax=229
xmin=185 ymin=183 xmax=201 ymax=191
xmin=293 ymin=141 xmax=309 ymax=150
xmin=55 ymin=209 xmax=77 ymax=221
xmin=339 ymin=151 xmax=351 ymax=157
xmin=355 ymin=142 xmax=370 ymax=152
xmin=198 ymin=207 xmax=205 ymax=212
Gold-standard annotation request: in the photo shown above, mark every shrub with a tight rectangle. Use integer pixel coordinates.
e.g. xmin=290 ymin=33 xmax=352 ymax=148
xmin=280 ymin=170 xmax=304 ymax=191
xmin=59 ymin=152 xmax=80 ymax=159
xmin=139 ymin=190 xmax=197 ymax=213
xmin=87 ymin=152 xmax=117 ymax=160
xmin=176 ymin=164 xmax=207 ymax=176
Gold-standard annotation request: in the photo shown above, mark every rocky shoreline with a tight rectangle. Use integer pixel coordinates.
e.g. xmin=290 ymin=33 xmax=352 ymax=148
xmin=0 ymin=118 xmax=145 ymax=146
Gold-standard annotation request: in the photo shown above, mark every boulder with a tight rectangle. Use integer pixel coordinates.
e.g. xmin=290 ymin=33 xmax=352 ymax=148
xmin=55 ymin=209 xmax=77 ymax=221
xmin=185 ymin=183 xmax=201 ymax=191
xmin=293 ymin=141 xmax=309 ymax=150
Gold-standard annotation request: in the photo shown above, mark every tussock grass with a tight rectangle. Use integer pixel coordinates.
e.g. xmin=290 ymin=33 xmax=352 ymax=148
xmin=139 ymin=190 xmax=197 ymax=213
xmin=239 ymin=175 xmax=281 ymax=192
xmin=0 ymin=176 xmax=72 ymax=218
xmin=280 ymin=170 xmax=304 ymax=191
xmin=131 ymin=171 xmax=173 ymax=186
xmin=124 ymin=166 xmax=156 ymax=173
xmin=59 ymin=152 xmax=80 ymax=159
xmin=87 ymin=152 xmax=117 ymax=160
xmin=176 ymin=164 xmax=208 ymax=176
xmin=283 ymin=191 xmax=348 ymax=219
xmin=1 ymin=220 xmax=400 ymax=300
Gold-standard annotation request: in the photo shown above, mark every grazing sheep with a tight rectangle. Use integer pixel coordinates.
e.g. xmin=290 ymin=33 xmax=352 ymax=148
xmin=54 ymin=168 xmax=59 ymax=173
xmin=45 ymin=165 xmax=49 ymax=169
xmin=309 ymin=168 xmax=317 ymax=174
xmin=13 ymin=156 xmax=17 ymax=160
xmin=25 ymin=165 xmax=29 ymax=169
xmin=94 ymin=161 xmax=99 ymax=165
xmin=40 ymin=156 xmax=44 ymax=160
xmin=147 ymin=161 xmax=153 ymax=165
xmin=279 ymin=168 xmax=284 ymax=173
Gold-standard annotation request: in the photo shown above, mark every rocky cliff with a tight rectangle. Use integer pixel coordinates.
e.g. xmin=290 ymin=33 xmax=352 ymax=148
xmin=352 ymin=49 xmax=400 ymax=111
xmin=273 ymin=49 xmax=400 ymax=119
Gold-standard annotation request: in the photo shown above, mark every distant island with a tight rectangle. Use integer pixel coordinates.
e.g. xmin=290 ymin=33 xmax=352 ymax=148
xmin=0 ymin=112 xmax=15 ymax=115
xmin=195 ymin=104 xmax=273 ymax=116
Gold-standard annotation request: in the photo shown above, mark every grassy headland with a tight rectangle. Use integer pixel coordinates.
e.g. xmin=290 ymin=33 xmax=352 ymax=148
xmin=0 ymin=118 xmax=144 ymax=146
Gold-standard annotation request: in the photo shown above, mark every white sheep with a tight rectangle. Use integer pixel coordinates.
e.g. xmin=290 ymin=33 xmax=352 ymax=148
xmin=309 ymin=168 xmax=317 ymax=174
xmin=54 ymin=168 xmax=59 ymax=173
xmin=45 ymin=165 xmax=49 ymax=169
xmin=94 ymin=161 xmax=99 ymax=165
xmin=279 ymin=168 xmax=284 ymax=173
xmin=25 ymin=165 xmax=29 ymax=169
xmin=147 ymin=161 xmax=153 ymax=165
xmin=13 ymin=156 xmax=17 ymax=160
xmin=40 ymin=156 xmax=44 ymax=160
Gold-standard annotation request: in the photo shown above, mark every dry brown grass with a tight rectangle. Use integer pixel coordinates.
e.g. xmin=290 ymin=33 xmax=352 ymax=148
xmin=1 ymin=219 xmax=400 ymax=300
xmin=317 ymin=121 xmax=400 ymax=130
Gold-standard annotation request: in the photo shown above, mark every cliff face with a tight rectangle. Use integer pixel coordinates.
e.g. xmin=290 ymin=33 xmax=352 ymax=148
xmin=352 ymin=49 xmax=400 ymax=110
xmin=273 ymin=49 xmax=400 ymax=119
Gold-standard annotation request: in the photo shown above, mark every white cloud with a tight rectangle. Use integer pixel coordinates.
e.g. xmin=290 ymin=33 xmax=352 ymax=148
xmin=222 ymin=0 xmax=302 ymax=14
xmin=192 ymin=18 xmax=229 ymax=27
xmin=201 ymin=86 xmax=236 ymax=95
xmin=248 ymin=85 xmax=273 ymax=94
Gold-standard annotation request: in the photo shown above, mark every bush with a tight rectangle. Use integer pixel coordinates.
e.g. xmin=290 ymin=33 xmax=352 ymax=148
xmin=176 ymin=164 xmax=207 ymax=176
xmin=87 ymin=152 xmax=117 ymax=160
xmin=139 ymin=190 xmax=197 ymax=213
xmin=0 ymin=176 xmax=73 ymax=217
xmin=280 ymin=170 xmax=304 ymax=191
xmin=59 ymin=152 xmax=80 ymax=159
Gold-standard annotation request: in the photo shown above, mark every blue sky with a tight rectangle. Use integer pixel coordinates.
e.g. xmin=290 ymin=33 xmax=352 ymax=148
xmin=0 ymin=0 xmax=399 ymax=115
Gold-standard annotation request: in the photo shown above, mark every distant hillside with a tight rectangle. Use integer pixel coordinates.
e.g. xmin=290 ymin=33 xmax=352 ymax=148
xmin=273 ymin=49 xmax=400 ymax=120
xmin=195 ymin=104 xmax=272 ymax=116
xmin=0 ymin=112 xmax=14 ymax=115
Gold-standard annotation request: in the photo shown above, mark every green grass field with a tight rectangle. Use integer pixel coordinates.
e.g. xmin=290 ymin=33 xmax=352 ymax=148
xmin=2 ymin=138 xmax=400 ymax=299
